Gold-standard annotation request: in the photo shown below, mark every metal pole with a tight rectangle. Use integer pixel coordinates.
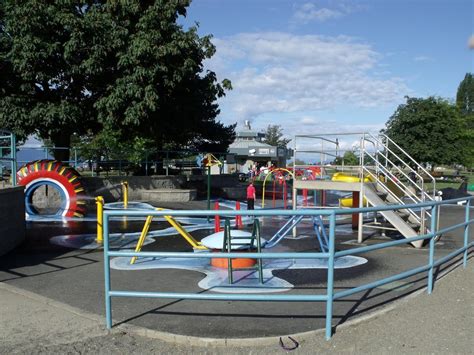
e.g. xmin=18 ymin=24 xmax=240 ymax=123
xmin=255 ymin=219 xmax=264 ymax=284
xmin=292 ymin=187 xmax=298 ymax=237
xmin=463 ymin=199 xmax=471 ymax=268
xmin=96 ymin=196 xmax=104 ymax=243
xmin=357 ymin=135 xmax=364 ymax=243
xmin=121 ymin=181 xmax=129 ymax=210
xmin=145 ymin=152 xmax=148 ymax=176
xmin=427 ymin=205 xmax=437 ymax=294
xmin=325 ymin=212 xmax=336 ymax=340
xmin=225 ymin=220 xmax=233 ymax=284
xmin=207 ymin=165 xmax=211 ymax=222
xmin=11 ymin=133 xmax=17 ymax=186
xmin=103 ymin=214 xmax=112 ymax=329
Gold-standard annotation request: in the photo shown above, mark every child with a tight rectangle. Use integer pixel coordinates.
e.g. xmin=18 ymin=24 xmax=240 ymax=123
xmin=246 ymin=182 xmax=256 ymax=210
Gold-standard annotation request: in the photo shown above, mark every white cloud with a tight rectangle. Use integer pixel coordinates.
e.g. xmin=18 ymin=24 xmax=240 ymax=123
xmin=413 ymin=55 xmax=433 ymax=62
xmin=293 ymin=3 xmax=343 ymax=23
xmin=209 ymin=32 xmax=410 ymax=126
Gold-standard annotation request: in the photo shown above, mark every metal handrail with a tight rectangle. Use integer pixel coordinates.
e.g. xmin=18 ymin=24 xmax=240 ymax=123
xmin=362 ymin=133 xmax=433 ymax=233
xmin=366 ymin=133 xmax=432 ymax=199
xmin=362 ymin=167 xmax=422 ymax=224
xmin=363 ymin=153 xmax=422 ymax=203
xmin=380 ymin=133 xmax=436 ymax=189
xmin=102 ymin=196 xmax=472 ymax=341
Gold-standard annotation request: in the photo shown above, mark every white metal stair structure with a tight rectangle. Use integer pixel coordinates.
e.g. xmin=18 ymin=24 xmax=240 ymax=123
xmin=359 ymin=133 xmax=436 ymax=248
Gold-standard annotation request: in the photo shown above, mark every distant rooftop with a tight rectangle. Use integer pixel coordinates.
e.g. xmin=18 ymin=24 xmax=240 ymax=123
xmin=235 ymin=120 xmax=265 ymax=140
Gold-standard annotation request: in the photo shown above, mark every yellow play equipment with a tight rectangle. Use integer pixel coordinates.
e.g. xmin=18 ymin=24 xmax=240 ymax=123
xmin=96 ymin=196 xmax=104 ymax=243
xmin=331 ymin=173 xmax=371 ymax=207
xmin=333 ymin=173 xmax=403 ymax=207
xmin=261 ymin=168 xmax=295 ymax=208
xmin=121 ymin=181 xmax=129 ymax=208
xmin=331 ymin=172 xmax=372 ymax=183
xmin=131 ymin=208 xmax=207 ymax=265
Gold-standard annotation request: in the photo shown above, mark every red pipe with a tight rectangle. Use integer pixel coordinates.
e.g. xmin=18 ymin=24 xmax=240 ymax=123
xmin=235 ymin=201 xmax=242 ymax=229
xmin=214 ymin=201 xmax=221 ymax=232
xmin=272 ymin=179 xmax=276 ymax=208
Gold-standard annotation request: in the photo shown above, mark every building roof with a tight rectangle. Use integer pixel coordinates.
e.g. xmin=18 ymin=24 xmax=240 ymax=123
xmin=229 ymin=140 xmax=273 ymax=149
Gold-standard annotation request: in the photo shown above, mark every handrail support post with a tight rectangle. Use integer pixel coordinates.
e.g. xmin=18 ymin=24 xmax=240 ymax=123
xmin=427 ymin=205 xmax=438 ymax=294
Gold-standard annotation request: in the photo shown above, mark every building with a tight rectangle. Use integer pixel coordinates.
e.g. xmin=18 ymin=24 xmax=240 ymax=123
xmin=228 ymin=121 xmax=291 ymax=173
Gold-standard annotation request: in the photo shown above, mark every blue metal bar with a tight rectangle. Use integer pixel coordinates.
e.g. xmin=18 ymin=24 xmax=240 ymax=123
xmin=433 ymin=246 xmax=470 ymax=268
xmin=436 ymin=220 xmax=473 ymax=235
xmin=109 ymin=290 xmax=327 ymax=302
xmin=103 ymin=209 xmax=335 ymax=217
xmin=313 ymin=217 xmax=325 ymax=252
xmin=463 ymin=200 xmax=471 ymax=268
xmin=102 ymin=197 xmax=474 ymax=219
xmin=325 ymin=212 xmax=336 ymax=340
xmin=336 ymin=196 xmax=473 ymax=214
xmin=103 ymin=215 xmax=112 ymax=329
xmin=101 ymin=194 xmax=474 ymax=337
xmin=333 ymin=265 xmax=429 ymax=300
xmin=428 ymin=205 xmax=438 ymax=294
xmin=107 ymin=251 xmax=331 ymax=259
xmin=335 ymin=233 xmax=435 ymax=258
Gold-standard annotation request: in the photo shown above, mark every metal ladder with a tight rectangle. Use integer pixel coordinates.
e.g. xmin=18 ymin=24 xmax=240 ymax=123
xmin=359 ymin=133 xmax=436 ymax=247
xmin=223 ymin=219 xmax=264 ymax=284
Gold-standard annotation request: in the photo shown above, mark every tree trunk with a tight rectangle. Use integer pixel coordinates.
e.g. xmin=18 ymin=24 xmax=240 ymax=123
xmin=50 ymin=133 xmax=71 ymax=163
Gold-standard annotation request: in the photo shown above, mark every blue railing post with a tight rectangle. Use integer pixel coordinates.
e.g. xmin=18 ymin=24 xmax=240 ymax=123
xmin=325 ymin=211 xmax=336 ymax=340
xmin=463 ymin=199 xmax=471 ymax=268
xmin=427 ymin=204 xmax=438 ymax=294
xmin=103 ymin=214 xmax=112 ymax=329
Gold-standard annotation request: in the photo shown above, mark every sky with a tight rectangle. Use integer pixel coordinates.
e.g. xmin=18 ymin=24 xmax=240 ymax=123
xmin=179 ymin=0 xmax=474 ymax=141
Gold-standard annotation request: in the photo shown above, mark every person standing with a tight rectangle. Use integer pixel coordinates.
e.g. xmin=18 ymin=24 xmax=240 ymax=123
xmin=246 ymin=182 xmax=256 ymax=210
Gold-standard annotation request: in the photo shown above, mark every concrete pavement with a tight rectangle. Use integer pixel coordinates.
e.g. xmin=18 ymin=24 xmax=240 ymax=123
xmin=1 ymin=260 xmax=472 ymax=354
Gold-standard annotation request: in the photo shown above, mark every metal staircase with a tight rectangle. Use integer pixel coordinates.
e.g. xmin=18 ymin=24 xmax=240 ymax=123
xmin=359 ymin=133 xmax=436 ymax=248
xmin=292 ymin=132 xmax=437 ymax=248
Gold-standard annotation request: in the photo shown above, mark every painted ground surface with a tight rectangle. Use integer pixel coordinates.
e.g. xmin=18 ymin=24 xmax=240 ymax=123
xmin=0 ymin=201 xmax=470 ymax=338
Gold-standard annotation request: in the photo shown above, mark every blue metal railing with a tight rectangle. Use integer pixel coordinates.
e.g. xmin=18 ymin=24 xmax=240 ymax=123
xmin=0 ymin=130 xmax=17 ymax=186
xmin=102 ymin=196 xmax=473 ymax=340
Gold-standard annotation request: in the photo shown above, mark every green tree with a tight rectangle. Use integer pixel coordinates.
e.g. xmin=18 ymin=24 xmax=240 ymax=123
xmin=456 ymin=73 xmax=474 ymax=115
xmin=383 ymin=96 xmax=466 ymax=167
xmin=263 ymin=125 xmax=291 ymax=148
xmin=456 ymin=73 xmax=474 ymax=168
xmin=0 ymin=1 xmax=235 ymax=162
xmin=334 ymin=151 xmax=359 ymax=166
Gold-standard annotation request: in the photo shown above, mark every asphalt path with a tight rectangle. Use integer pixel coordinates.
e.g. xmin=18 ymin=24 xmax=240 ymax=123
xmin=0 ymin=202 xmax=471 ymax=340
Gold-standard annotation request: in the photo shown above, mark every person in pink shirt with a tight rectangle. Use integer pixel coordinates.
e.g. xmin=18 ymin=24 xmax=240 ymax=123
xmin=246 ymin=182 xmax=256 ymax=210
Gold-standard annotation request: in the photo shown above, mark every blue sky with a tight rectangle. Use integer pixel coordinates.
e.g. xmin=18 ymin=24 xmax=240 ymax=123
xmin=180 ymin=0 xmax=473 ymax=140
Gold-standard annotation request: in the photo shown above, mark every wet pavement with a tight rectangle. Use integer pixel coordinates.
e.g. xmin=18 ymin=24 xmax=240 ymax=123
xmin=0 ymin=201 xmax=471 ymax=339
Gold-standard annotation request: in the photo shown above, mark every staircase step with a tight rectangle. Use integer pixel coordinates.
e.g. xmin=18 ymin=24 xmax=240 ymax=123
xmin=364 ymin=185 xmax=423 ymax=248
xmin=397 ymin=212 xmax=411 ymax=220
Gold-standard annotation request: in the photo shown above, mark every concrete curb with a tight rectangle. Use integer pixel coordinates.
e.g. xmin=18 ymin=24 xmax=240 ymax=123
xmin=0 ymin=278 xmax=427 ymax=348
xmin=0 ymin=259 xmax=465 ymax=348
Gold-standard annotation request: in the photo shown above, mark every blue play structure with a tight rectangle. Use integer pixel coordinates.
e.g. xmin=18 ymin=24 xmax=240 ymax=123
xmin=263 ymin=215 xmax=329 ymax=252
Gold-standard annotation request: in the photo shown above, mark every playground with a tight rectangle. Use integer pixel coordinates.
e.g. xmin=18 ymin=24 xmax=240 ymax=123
xmin=0 ymin=131 xmax=472 ymax=342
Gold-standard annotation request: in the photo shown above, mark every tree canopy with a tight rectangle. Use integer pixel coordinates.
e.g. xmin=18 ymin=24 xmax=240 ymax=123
xmin=383 ymin=96 xmax=467 ymax=167
xmin=456 ymin=73 xmax=474 ymax=168
xmin=0 ymin=1 xmax=235 ymax=162
xmin=333 ymin=151 xmax=358 ymax=166
xmin=263 ymin=124 xmax=291 ymax=148
xmin=456 ymin=73 xmax=474 ymax=115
